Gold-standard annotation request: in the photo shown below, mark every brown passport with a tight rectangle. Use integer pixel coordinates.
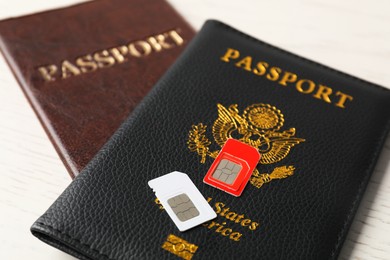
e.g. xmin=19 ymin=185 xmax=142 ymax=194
xmin=0 ymin=0 xmax=194 ymax=178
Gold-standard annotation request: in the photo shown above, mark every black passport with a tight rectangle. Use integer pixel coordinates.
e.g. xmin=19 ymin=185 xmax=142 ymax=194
xmin=31 ymin=20 xmax=390 ymax=260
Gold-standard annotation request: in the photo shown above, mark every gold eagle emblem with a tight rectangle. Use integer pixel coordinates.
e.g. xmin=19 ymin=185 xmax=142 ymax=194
xmin=187 ymin=103 xmax=305 ymax=189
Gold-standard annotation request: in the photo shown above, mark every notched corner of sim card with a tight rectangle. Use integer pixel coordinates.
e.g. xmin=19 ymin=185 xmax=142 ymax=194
xmin=148 ymin=179 xmax=157 ymax=191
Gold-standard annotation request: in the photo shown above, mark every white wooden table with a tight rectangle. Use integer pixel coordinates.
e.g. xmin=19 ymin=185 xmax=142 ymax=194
xmin=0 ymin=1 xmax=389 ymax=259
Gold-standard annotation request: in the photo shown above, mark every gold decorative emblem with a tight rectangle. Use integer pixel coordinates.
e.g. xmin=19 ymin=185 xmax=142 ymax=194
xmin=162 ymin=234 xmax=198 ymax=260
xmin=187 ymin=103 xmax=305 ymax=189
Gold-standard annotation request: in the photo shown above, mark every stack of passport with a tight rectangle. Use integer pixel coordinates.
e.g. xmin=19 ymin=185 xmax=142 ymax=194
xmin=1 ymin=1 xmax=389 ymax=259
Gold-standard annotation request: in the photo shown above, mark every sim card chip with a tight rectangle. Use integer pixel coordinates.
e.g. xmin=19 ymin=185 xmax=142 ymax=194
xmin=167 ymin=193 xmax=200 ymax=222
xmin=149 ymin=171 xmax=216 ymax=231
xmin=212 ymin=159 xmax=242 ymax=184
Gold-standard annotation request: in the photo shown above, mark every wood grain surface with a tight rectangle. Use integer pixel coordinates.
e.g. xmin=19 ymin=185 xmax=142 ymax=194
xmin=0 ymin=0 xmax=389 ymax=259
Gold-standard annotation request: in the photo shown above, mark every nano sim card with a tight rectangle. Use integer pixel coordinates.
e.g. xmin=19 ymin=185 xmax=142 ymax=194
xmin=148 ymin=171 xmax=216 ymax=231
xmin=204 ymin=138 xmax=260 ymax=197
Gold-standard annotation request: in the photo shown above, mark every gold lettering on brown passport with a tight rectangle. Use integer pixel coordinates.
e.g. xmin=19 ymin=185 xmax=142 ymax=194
xmin=37 ymin=29 xmax=185 ymax=82
xmin=61 ymin=60 xmax=81 ymax=79
xmin=220 ymin=48 xmax=354 ymax=109
xmin=109 ymin=46 xmax=128 ymax=63
xmin=76 ymin=55 xmax=98 ymax=73
xmin=129 ymin=41 xmax=152 ymax=57
xmin=37 ymin=65 xmax=57 ymax=81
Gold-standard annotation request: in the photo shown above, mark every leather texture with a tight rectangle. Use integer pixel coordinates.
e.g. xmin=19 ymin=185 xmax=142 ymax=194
xmin=0 ymin=0 xmax=194 ymax=178
xmin=31 ymin=20 xmax=390 ymax=259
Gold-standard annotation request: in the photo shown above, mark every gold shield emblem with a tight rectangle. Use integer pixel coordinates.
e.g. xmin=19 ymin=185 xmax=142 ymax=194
xmin=187 ymin=103 xmax=305 ymax=189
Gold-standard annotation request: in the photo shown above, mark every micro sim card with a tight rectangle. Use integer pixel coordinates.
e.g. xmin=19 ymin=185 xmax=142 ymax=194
xmin=204 ymin=138 xmax=260 ymax=197
xmin=148 ymin=171 xmax=216 ymax=231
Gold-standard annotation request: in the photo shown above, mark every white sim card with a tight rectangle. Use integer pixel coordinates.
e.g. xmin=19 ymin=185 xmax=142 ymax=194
xmin=148 ymin=171 xmax=216 ymax=231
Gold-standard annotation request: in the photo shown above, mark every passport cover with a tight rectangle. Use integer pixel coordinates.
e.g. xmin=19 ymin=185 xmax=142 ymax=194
xmin=0 ymin=0 xmax=194 ymax=178
xmin=31 ymin=20 xmax=390 ymax=259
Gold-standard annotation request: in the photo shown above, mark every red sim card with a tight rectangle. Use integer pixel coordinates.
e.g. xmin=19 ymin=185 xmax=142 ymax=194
xmin=203 ymin=138 xmax=260 ymax=197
